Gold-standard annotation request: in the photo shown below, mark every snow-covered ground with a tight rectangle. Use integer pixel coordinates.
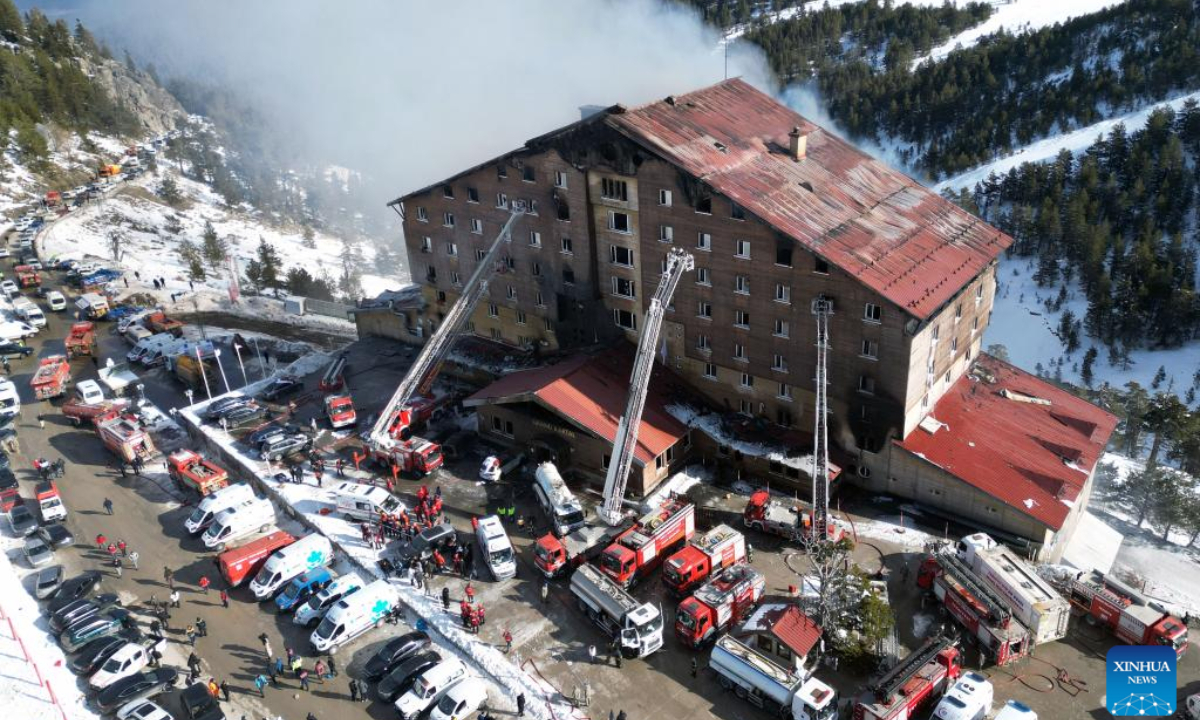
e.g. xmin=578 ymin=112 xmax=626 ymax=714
xmin=985 ymin=255 xmax=1200 ymax=394
xmin=937 ymin=89 xmax=1200 ymax=191
xmin=1090 ymin=453 xmax=1200 ymax=618
xmin=0 ymin=548 xmax=102 ymax=720
xmin=917 ymin=0 xmax=1130 ymax=66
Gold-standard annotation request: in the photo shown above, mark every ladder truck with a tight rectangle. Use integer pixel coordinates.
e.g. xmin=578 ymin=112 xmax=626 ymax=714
xmin=365 ymin=207 xmax=525 ymax=474
xmin=957 ymin=533 xmax=1070 ymax=645
xmin=917 ymin=551 xmax=1031 ymax=666
xmin=533 ymin=249 xmax=695 ymax=578
xmin=853 ymin=635 xmax=962 ymax=720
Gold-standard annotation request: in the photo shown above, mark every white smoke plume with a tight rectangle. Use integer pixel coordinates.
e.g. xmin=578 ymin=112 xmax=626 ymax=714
xmin=79 ymin=0 xmax=775 ymax=223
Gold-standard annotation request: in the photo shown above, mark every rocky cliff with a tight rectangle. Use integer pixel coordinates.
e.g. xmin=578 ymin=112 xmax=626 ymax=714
xmin=80 ymin=56 xmax=186 ymax=136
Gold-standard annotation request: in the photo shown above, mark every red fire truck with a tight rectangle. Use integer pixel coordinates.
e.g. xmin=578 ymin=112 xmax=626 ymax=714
xmin=853 ymin=635 xmax=962 ymax=720
xmin=95 ymin=411 xmax=157 ymax=463
xmin=917 ymin=553 xmax=1031 ymax=667
xmin=64 ymin=322 xmax=97 ymax=358
xmin=1069 ymin=570 xmax=1188 ymax=657
xmin=369 ymin=436 xmax=444 ymax=477
xmin=742 ymin=489 xmax=846 ymax=543
xmin=598 ymin=497 xmax=695 ymax=588
xmin=14 ymin=264 xmax=41 ymax=287
xmin=167 ymin=450 xmax=230 ymax=497
xmin=662 ymin=523 xmax=746 ymax=596
xmin=324 ymin=394 xmax=357 ymax=429
xmin=675 ymin=564 xmax=765 ymax=648
xmin=30 ymin=355 xmax=71 ymax=400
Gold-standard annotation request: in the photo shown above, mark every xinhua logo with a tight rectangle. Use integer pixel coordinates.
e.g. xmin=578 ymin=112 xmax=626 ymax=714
xmin=1106 ymin=645 xmax=1176 ymax=716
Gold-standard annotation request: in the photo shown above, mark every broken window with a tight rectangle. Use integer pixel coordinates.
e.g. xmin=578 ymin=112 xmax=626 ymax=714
xmin=609 ymin=211 xmax=631 ymax=233
xmin=614 ymin=308 xmax=637 ymax=330
xmin=467 ymin=187 xmax=479 ymax=203
xmin=601 ymin=178 xmax=629 ymax=201
xmin=731 ymin=202 xmax=746 ymax=220
xmin=612 ymin=277 xmax=635 ymax=298
xmin=522 ymin=165 xmax=535 ymax=182
xmin=557 ymin=202 xmax=570 ymax=221
xmin=554 ymin=171 xmax=568 ymax=189
xmin=864 ymin=303 xmax=882 ymax=323
xmin=610 ymin=245 xmax=635 ymax=267
xmin=695 ymin=195 xmax=712 ymax=214
xmin=442 ymin=185 xmax=454 ymax=199
xmin=562 ymin=266 xmax=575 ymax=284
xmin=560 ymin=237 xmax=573 ymax=254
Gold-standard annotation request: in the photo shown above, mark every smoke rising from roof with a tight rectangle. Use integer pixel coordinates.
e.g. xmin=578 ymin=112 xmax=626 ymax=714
xmin=82 ymin=0 xmax=774 ymax=227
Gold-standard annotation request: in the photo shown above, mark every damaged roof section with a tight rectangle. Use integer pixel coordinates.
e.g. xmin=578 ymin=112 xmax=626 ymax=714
xmin=896 ymin=354 xmax=1119 ymax=530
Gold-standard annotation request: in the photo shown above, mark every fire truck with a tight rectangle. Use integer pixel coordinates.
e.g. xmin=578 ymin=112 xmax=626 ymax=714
xmin=597 ymin=497 xmax=695 ymax=588
xmin=675 ymin=564 xmax=765 ymax=648
xmin=742 ymin=490 xmax=847 ymax=543
xmin=64 ymin=322 xmax=97 ymax=358
xmin=30 ymin=355 xmax=71 ymax=400
xmin=662 ymin=523 xmax=746 ymax=596
xmin=853 ymin=635 xmax=962 ymax=720
xmin=917 ymin=552 xmax=1031 ymax=666
xmin=1069 ymin=570 xmax=1188 ymax=658
xmin=14 ymin=264 xmax=41 ymax=287
xmin=957 ymin=533 xmax=1070 ymax=645
xmin=167 ymin=449 xmax=230 ymax=497
xmin=96 ymin=411 xmax=157 ymax=463
xmin=324 ymin=394 xmax=357 ymax=429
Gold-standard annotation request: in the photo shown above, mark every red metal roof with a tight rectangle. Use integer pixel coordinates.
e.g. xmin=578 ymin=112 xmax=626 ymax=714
xmin=464 ymin=353 xmax=688 ymax=465
xmin=606 ymin=79 xmax=1012 ymax=320
xmin=897 ymin=354 xmax=1118 ymax=530
xmin=739 ymin=602 xmax=823 ymax=657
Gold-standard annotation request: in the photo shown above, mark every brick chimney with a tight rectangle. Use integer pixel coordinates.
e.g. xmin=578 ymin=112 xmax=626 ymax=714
xmin=788 ymin=126 xmax=808 ymax=161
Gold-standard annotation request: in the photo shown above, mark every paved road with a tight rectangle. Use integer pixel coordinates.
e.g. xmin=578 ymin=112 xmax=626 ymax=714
xmin=4 ymin=267 xmax=370 ymax=720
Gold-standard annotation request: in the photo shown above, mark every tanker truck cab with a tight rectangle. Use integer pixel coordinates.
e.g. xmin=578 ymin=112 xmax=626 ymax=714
xmin=310 ymin=579 xmax=400 ymax=654
xmin=185 ymin=483 xmax=256 ymax=534
xmin=250 ymin=533 xmax=334 ymax=600
xmin=621 ymin=604 xmax=664 ymax=658
xmin=202 ymin=499 xmax=275 ymax=550
xmin=475 ymin=515 xmax=516 ymax=580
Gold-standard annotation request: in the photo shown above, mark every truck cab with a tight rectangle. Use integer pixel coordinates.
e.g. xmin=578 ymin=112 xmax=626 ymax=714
xmin=325 ymin=394 xmax=357 ymax=429
xmin=36 ymin=481 xmax=66 ymax=523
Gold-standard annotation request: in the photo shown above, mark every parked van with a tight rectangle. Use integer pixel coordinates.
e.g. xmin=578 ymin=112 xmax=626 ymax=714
xmin=123 ymin=325 xmax=153 ymax=345
xmin=275 ymin=568 xmax=334 ymax=613
xmin=933 ymin=672 xmax=994 ymax=720
xmin=0 ymin=377 xmax=20 ymax=419
xmin=185 ymin=483 xmax=257 ymax=534
xmin=75 ymin=379 xmax=105 ymax=405
xmin=334 ymin=482 xmax=404 ymax=522
xmin=202 ymin=499 xmax=275 ymax=550
xmin=293 ymin=574 xmax=364 ymax=628
xmin=127 ymin=332 xmax=173 ymax=364
xmin=141 ymin=337 xmax=187 ymax=368
xmin=994 ymin=700 xmax=1037 ymax=720
xmin=393 ymin=657 xmax=467 ymax=720
xmin=533 ymin=463 xmax=586 ymax=536
xmin=249 ymin=533 xmax=334 ymax=600
xmin=475 ymin=515 xmax=516 ymax=580
xmin=218 ymin=531 xmax=296 ymax=587
xmin=17 ymin=303 xmax=45 ymax=328
xmin=310 ymin=579 xmax=400 ymax=654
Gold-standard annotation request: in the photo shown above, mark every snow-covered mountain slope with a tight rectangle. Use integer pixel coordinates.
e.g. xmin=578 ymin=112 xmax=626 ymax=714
xmin=984 ymin=256 xmax=1200 ymax=394
xmin=916 ymin=0 xmax=1130 ymax=65
xmin=937 ymin=88 xmax=1200 ymax=191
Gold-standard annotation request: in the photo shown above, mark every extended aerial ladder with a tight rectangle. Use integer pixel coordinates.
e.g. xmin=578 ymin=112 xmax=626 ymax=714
xmin=598 ymin=249 xmax=694 ymax=526
xmin=368 ymin=206 xmax=525 ymax=454
xmin=810 ymin=295 xmax=832 ymax=542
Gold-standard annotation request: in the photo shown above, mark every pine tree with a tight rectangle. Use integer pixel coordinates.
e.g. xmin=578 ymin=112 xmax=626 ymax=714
xmin=177 ymin=239 xmax=206 ymax=282
xmin=1144 ymin=393 xmax=1190 ymax=467
xmin=254 ymin=237 xmax=283 ymax=293
xmin=200 ymin=221 xmax=226 ymax=272
xmin=1058 ymin=309 xmax=1080 ymax=354
xmin=1081 ymin=347 xmax=1098 ymax=388
xmin=1119 ymin=464 xmax=1168 ymax=527
xmin=301 ymin=224 xmax=316 ymax=249
xmin=159 ymin=176 xmax=182 ymax=207
xmin=0 ymin=0 xmax=22 ymax=42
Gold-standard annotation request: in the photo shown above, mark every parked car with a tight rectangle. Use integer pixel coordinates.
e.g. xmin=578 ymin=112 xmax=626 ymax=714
xmin=395 ymin=523 xmax=457 ymax=566
xmin=364 ymin=631 xmax=432 ymax=680
xmin=257 ymin=375 xmax=302 ymax=401
xmin=116 ymin=700 xmax=174 ymax=720
xmin=70 ymin=636 xmax=128 ymax=676
xmin=23 ymin=535 xmax=55 ymax=567
xmin=34 ymin=564 xmax=65 ymax=599
xmin=46 ymin=290 xmax=67 ymax=311
xmin=50 ymin=593 xmax=121 ymax=631
xmin=376 ymin=651 xmax=441 ymax=702
xmin=60 ymin=609 xmax=132 ymax=652
xmin=178 ymin=681 xmax=224 ymax=720
xmin=1 ymin=280 xmax=19 ymax=298
xmin=220 ymin=404 xmax=267 ymax=428
xmin=0 ymin=341 xmax=33 ymax=358
xmin=259 ymin=433 xmax=311 ymax=462
xmin=429 ymin=677 xmax=488 ymax=720
xmin=203 ymin=396 xmax=249 ymax=420
xmin=90 ymin=642 xmax=152 ymax=690
xmin=8 ymin=503 xmax=38 ymax=535
xmin=247 ymin=422 xmax=301 ymax=447
xmin=95 ymin=668 xmax=178 ymax=713
xmin=38 ymin=523 xmax=75 ymax=548
xmin=47 ymin=571 xmax=102 ymax=613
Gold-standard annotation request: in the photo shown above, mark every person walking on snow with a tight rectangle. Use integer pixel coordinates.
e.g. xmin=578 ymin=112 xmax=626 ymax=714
xmin=442 ymin=586 xmax=451 ymax=611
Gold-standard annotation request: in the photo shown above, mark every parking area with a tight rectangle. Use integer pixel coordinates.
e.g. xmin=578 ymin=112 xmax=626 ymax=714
xmin=184 ymin=334 xmax=1200 ymax=720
